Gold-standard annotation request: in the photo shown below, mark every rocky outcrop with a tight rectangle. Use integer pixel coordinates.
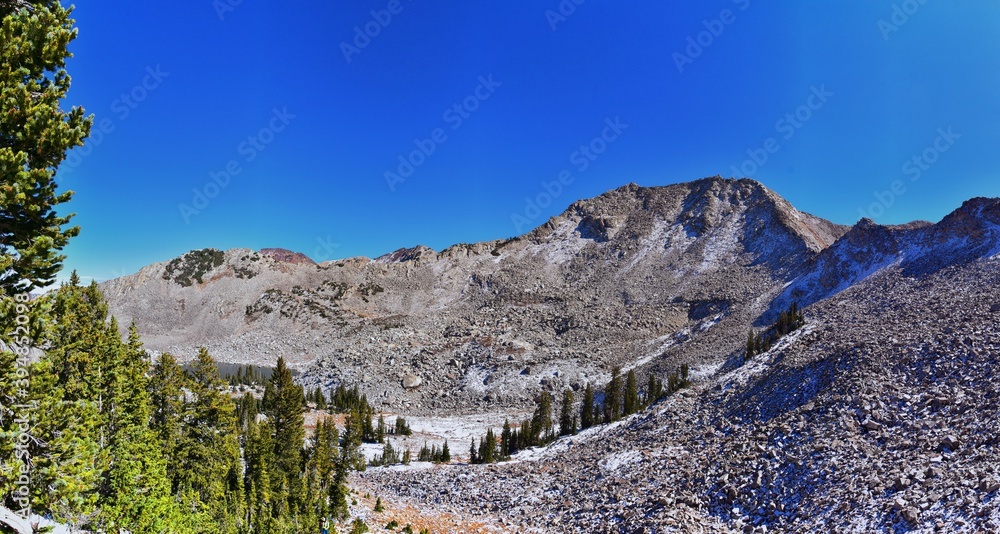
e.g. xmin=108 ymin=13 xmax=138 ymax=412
xmin=359 ymin=256 xmax=1000 ymax=533
xmin=100 ymin=178 xmax=997 ymax=420
xmin=259 ymin=248 xmax=316 ymax=266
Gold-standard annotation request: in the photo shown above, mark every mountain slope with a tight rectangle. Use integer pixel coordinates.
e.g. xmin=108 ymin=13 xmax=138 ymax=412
xmin=360 ymin=247 xmax=1000 ymax=533
xmin=101 ymin=177 xmax=846 ymax=413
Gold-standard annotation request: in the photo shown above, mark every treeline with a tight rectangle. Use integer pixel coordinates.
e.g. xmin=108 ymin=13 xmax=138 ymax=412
xmin=0 ymin=277 xmax=370 ymax=532
xmin=417 ymin=441 xmax=451 ymax=463
xmin=745 ymin=302 xmax=805 ymax=359
xmin=469 ymin=365 xmax=692 ymax=465
xmin=228 ymin=364 xmax=269 ymax=386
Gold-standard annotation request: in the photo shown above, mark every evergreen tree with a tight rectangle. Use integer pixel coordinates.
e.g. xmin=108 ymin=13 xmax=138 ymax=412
xmin=477 ymin=428 xmax=497 ymax=464
xmin=243 ymin=418 xmax=276 ymax=531
xmin=646 ymin=373 xmax=662 ymax=406
xmin=559 ymin=389 xmax=575 ymax=436
xmin=624 ymin=369 xmax=639 ymax=416
xmin=530 ymin=392 xmax=553 ymax=446
xmin=331 ymin=410 xmax=364 ymax=520
xmin=177 ymin=347 xmax=243 ymax=532
xmin=266 ymin=356 xmax=306 ymax=515
xmin=376 ymin=414 xmax=386 ymax=443
xmin=394 ymin=416 xmax=412 ymax=436
xmin=469 ymin=438 xmax=478 ymax=464
xmin=440 ymin=440 xmax=451 ymax=463
xmin=604 ymin=367 xmax=623 ymax=423
xmin=0 ymin=0 xmax=92 ymax=294
xmin=746 ymin=329 xmax=756 ymax=359
xmin=97 ymin=323 xmax=179 ymax=532
xmin=580 ymin=383 xmax=595 ymax=429
xmin=150 ymin=352 xmax=186 ymax=492
xmin=500 ymin=420 xmax=512 ymax=459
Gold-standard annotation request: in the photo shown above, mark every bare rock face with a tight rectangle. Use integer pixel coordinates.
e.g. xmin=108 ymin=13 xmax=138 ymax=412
xmin=100 ymin=178 xmax=999 ymax=422
xmin=359 ymin=256 xmax=1000 ymax=533
xmin=259 ymin=248 xmax=316 ymax=266
xmin=104 ymin=177 xmax=852 ymax=413
xmin=102 ymin=177 xmax=1000 ymax=532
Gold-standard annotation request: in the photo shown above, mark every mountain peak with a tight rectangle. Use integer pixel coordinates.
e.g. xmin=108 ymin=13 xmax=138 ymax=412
xmin=259 ymin=248 xmax=316 ymax=266
xmin=375 ymin=245 xmax=436 ymax=264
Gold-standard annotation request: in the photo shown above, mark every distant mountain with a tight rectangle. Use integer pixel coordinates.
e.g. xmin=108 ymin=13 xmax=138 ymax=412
xmin=100 ymin=177 xmax=998 ymax=417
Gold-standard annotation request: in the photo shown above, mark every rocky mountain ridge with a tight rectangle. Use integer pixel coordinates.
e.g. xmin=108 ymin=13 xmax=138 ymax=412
xmin=100 ymin=177 xmax=998 ymax=418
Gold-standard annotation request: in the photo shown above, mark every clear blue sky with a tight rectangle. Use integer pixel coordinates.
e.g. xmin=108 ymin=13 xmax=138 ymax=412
xmin=55 ymin=1 xmax=1000 ymax=282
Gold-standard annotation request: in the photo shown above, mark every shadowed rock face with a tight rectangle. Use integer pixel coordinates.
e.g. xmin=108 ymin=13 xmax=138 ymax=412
xmin=100 ymin=178 xmax=998 ymax=419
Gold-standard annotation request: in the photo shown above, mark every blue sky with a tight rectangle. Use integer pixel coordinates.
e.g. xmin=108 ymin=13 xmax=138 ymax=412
xmin=55 ymin=1 xmax=1000 ymax=282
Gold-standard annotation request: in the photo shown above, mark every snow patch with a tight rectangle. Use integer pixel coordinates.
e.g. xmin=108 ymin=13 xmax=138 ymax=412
xmin=599 ymin=450 xmax=643 ymax=472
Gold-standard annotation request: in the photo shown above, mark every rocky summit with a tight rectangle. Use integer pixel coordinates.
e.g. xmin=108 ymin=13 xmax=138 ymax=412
xmin=100 ymin=176 xmax=1000 ymax=532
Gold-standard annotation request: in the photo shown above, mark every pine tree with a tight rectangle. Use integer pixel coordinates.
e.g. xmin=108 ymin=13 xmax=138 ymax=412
xmin=646 ymin=373 xmax=662 ymax=406
xmin=394 ymin=416 xmax=412 ymax=436
xmin=530 ymin=392 xmax=553 ymax=446
xmin=605 ymin=368 xmax=623 ymax=423
xmin=98 ymin=323 xmax=180 ymax=532
xmin=178 ymin=347 xmax=243 ymax=531
xmin=331 ymin=409 xmax=365 ymax=520
xmin=265 ymin=357 xmax=306 ymax=516
xmin=150 ymin=352 xmax=186 ymax=493
xmin=469 ymin=438 xmax=478 ymax=464
xmin=376 ymin=414 xmax=386 ymax=443
xmin=624 ymin=369 xmax=639 ymax=416
xmin=746 ymin=329 xmax=756 ymax=359
xmin=559 ymin=389 xmax=575 ymax=436
xmin=0 ymin=0 xmax=92 ymax=294
xmin=500 ymin=420 xmax=512 ymax=459
xmin=440 ymin=440 xmax=451 ymax=463
xmin=243 ymin=418 xmax=275 ymax=530
xmin=580 ymin=383 xmax=595 ymax=429
xmin=477 ymin=428 xmax=497 ymax=464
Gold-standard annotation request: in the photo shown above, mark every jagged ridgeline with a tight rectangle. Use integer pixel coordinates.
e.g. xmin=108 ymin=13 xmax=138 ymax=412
xmin=100 ymin=177 xmax=852 ymax=414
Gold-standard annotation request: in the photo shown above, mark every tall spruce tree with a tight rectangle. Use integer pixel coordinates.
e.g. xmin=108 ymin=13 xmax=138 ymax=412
xmin=580 ymin=383 xmax=595 ymax=429
xmin=624 ymin=369 xmax=639 ymax=416
xmin=0 ymin=0 xmax=92 ymax=294
xmin=605 ymin=367 xmax=623 ymax=423
xmin=97 ymin=323 xmax=180 ymax=532
xmin=530 ymin=392 xmax=553 ymax=446
xmin=149 ymin=352 xmax=186 ymax=493
xmin=265 ymin=356 xmax=306 ymax=515
xmin=559 ymin=389 xmax=575 ymax=436
xmin=500 ymin=420 xmax=512 ymax=459
xmin=177 ymin=347 xmax=243 ymax=532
